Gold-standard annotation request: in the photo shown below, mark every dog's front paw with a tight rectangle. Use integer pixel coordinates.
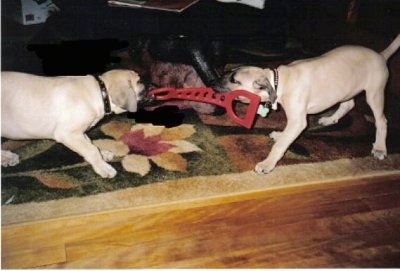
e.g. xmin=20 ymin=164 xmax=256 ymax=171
xmin=94 ymin=162 xmax=117 ymax=178
xmin=371 ymin=149 xmax=387 ymax=160
xmin=254 ymin=161 xmax=275 ymax=175
xmin=318 ymin=116 xmax=338 ymax=126
xmin=100 ymin=150 xmax=114 ymax=162
xmin=1 ymin=150 xmax=20 ymax=167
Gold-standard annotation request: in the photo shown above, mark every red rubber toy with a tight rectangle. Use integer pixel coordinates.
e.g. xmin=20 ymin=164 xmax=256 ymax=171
xmin=148 ymin=87 xmax=261 ymax=129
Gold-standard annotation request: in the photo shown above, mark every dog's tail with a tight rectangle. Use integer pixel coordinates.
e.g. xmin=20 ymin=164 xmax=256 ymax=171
xmin=381 ymin=34 xmax=400 ymax=61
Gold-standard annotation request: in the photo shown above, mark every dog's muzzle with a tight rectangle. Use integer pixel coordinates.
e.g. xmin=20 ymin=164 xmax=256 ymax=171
xmin=138 ymin=90 xmax=158 ymax=108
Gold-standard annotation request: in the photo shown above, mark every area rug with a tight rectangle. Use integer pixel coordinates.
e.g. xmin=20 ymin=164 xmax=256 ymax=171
xmin=2 ymin=95 xmax=400 ymax=225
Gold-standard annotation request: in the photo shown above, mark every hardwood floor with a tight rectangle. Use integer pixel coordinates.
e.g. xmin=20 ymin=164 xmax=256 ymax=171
xmin=2 ymin=173 xmax=400 ymax=268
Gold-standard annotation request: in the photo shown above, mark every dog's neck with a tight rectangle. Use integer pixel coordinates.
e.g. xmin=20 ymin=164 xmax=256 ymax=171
xmin=93 ymin=75 xmax=112 ymax=115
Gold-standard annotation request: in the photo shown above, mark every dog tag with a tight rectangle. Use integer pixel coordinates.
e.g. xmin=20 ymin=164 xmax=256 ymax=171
xmin=257 ymin=104 xmax=270 ymax=117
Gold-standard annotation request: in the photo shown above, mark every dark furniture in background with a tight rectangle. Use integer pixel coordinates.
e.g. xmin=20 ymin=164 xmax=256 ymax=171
xmin=2 ymin=0 xmax=297 ymax=83
xmin=2 ymin=0 xmax=399 ymax=97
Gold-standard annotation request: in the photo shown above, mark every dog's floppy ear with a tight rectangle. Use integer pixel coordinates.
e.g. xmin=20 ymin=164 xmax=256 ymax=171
xmin=254 ymin=76 xmax=272 ymax=90
xmin=123 ymin=87 xmax=138 ymax=112
xmin=254 ymin=76 xmax=277 ymax=104
xmin=112 ymin=80 xmax=138 ymax=112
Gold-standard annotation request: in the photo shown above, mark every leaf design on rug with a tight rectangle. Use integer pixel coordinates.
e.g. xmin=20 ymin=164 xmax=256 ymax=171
xmin=100 ymin=120 xmax=132 ymax=139
xmin=33 ymin=173 xmax=79 ymax=189
xmin=120 ymin=130 xmax=174 ymax=156
xmin=121 ymin=154 xmax=151 ymax=177
xmin=159 ymin=124 xmax=196 ymax=141
xmin=167 ymin=140 xmax=202 ymax=153
xmin=93 ymin=122 xmax=202 ymax=176
xmin=150 ymin=152 xmax=187 ymax=172
xmin=92 ymin=139 xmax=129 ymax=157
xmin=1 ymin=140 xmax=32 ymax=151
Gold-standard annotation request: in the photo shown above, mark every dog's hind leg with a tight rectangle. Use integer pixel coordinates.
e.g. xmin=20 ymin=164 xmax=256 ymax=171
xmin=318 ymin=99 xmax=355 ymax=126
xmin=1 ymin=150 xmax=20 ymax=167
xmin=365 ymin=86 xmax=387 ymax=160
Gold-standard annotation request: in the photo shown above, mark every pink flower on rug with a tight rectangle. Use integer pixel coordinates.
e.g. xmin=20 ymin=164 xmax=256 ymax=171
xmin=93 ymin=121 xmax=202 ymax=176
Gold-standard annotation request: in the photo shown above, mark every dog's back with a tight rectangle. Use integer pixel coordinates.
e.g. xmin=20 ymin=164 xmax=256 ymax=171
xmin=1 ymin=72 xmax=98 ymax=140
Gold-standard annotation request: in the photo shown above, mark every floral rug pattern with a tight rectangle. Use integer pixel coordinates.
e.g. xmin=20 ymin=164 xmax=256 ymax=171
xmin=1 ymin=112 xmax=236 ymax=205
xmin=93 ymin=121 xmax=202 ymax=176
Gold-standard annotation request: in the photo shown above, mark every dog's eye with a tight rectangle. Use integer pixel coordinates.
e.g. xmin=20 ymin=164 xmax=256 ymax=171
xmin=254 ymin=80 xmax=270 ymax=91
xmin=229 ymin=73 xmax=240 ymax=85
xmin=258 ymin=85 xmax=267 ymax=90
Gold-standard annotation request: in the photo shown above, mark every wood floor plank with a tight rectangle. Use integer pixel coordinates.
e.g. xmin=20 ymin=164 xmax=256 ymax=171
xmin=3 ymin=173 xmax=400 ymax=268
xmin=54 ymin=204 xmax=400 ymax=267
xmin=1 ymin=244 xmax=66 ymax=269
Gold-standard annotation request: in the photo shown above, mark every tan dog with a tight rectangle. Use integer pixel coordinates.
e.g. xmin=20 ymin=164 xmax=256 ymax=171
xmin=1 ymin=69 xmax=145 ymax=178
xmin=218 ymin=34 xmax=400 ymax=174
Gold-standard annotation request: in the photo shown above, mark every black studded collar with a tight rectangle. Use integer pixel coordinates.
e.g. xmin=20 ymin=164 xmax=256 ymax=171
xmin=93 ymin=75 xmax=112 ymax=115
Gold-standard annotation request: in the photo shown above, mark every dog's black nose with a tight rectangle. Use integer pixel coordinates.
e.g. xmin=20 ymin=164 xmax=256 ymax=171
xmin=138 ymin=92 xmax=158 ymax=108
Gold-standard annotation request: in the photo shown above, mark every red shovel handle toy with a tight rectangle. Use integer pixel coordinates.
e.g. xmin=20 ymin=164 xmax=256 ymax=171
xmin=148 ymin=87 xmax=261 ymax=129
